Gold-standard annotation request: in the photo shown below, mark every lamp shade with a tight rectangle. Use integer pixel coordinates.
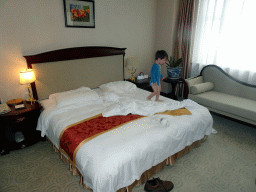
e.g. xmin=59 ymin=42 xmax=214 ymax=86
xmin=20 ymin=69 xmax=36 ymax=84
xmin=126 ymin=58 xmax=139 ymax=68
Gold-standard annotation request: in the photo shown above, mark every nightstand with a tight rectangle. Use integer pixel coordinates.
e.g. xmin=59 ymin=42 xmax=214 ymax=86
xmin=126 ymin=78 xmax=152 ymax=92
xmin=163 ymin=78 xmax=187 ymax=100
xmin=0 ymin=101 xmax=43 ymax=155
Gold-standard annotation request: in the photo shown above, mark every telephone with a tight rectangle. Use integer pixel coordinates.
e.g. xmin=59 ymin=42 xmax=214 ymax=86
xmin=0 ymin=103 xmax=11 ymax=114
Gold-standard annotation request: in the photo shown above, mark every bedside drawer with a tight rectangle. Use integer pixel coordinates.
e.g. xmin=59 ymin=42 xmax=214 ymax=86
xmin=13 ymin=117 xmax=26 ymax=123
xmin=8 ymin=111 xmax=33 ymax=124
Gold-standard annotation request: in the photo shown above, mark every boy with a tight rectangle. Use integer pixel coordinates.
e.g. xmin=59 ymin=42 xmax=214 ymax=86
xmin=147 ymin=50 xmax=168 ymax=101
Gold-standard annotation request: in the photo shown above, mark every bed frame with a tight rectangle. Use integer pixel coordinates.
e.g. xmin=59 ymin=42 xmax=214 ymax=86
xmin=23 ymin=46 xmax=205 ymax=192
xmin=24 ymin=46 xmax=126 ymax=100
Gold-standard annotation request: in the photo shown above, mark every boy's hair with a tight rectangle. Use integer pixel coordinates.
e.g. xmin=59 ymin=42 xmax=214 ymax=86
xmin=155 ymin=50 xmax=168 ymax=60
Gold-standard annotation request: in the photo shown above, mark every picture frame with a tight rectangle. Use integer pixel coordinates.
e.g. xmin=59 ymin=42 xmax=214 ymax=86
xmin=63 ymin=0 xmax=95 ymax=28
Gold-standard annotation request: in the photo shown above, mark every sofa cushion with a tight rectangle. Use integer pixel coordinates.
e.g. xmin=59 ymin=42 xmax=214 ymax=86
xmin=190 ymin=82 xmax=214 ymax=95
xmin=188 ymin=91 xmax=256 ymax=122
xmin=185 ymin=76 xmax=205 ymax=94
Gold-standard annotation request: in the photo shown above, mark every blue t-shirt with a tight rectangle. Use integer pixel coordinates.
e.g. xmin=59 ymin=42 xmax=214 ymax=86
xmin=149 ymin=63 xmax=163 ymax=85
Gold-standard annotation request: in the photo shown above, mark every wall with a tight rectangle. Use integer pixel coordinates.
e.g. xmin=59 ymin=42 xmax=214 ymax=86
xmin=0 ymin=0 xmax=157 ymax=102
xmin=155 ymin=0 xmax=179 ymax=92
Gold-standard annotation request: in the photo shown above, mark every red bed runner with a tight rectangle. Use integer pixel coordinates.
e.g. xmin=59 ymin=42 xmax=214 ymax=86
xmin=59 ymin=113 xmax=144 ymax=165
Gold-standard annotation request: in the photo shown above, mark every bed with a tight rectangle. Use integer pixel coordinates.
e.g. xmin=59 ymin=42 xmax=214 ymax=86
xmin=24 ymin=46 xmax=213 ymax=192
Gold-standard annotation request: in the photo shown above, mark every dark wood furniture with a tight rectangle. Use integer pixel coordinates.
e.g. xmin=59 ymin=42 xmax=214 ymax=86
xmin=126 ymin=78 xmax=152 ymax=92
xmin=163 ymin=78 xmax=188 ymax=100
xmin=0 ymin=101 xmax=43 ymax=155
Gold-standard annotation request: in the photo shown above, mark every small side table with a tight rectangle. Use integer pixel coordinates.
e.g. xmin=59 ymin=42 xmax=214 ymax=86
xmin=163 ymin=78 xmax=186 ymax=100
xmin=0 ymin=101 xmax=43 ymax=155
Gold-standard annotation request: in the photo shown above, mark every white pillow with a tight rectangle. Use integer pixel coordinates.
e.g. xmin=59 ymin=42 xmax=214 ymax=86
xmin=102 ymin=92 xmax=120 ymax=102
xmin=56 ymin=90 xmax=103 ymax=108
xmin=99 ymin=81 xmax=137 ymax=93
xmin=49 ymin=86 xmax=91 ymax=102
xmin=190 ymin=82 xmax=214 ymax=95
xmin=39 ymin=99 xmax=56 ymax=109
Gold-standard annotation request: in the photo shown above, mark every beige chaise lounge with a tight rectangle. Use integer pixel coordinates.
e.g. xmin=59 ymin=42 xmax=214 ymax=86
xmin=185 ymin=65 xmax=256 ymax=125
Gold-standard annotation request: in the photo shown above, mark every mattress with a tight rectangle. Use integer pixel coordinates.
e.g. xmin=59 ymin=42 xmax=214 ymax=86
xmin=37 ymin=88 xmax=213 ymax=192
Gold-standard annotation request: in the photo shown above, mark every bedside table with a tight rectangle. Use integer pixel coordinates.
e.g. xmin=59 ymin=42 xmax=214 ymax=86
xmin=0 ymin=101 xmax=43 ymax=155
xmin=126 ymin=78 xmax=153 ymax=92
xmin=163 ymin=78 xmax=186 ymax=100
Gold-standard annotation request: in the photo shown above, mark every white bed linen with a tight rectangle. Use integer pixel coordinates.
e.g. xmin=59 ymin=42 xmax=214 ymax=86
xmin=37 ymin=88 xmax=213 ymax=192
xmin=38 ymin=99 xmax=56 ymax=110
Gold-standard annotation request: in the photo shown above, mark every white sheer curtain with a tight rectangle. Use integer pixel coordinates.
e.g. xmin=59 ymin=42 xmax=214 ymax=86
xmin=191 ymin=0 xmax=256 ymax=85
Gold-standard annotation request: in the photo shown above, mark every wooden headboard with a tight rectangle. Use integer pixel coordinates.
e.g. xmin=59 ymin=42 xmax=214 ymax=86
xmin=24 ymin=46 xmax=126 ymax=100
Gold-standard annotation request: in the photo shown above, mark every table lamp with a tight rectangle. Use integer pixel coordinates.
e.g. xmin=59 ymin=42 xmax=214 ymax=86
xmin=126 ymin=58 xmax=139 ymax=82
xmin=20 ymin=69 xmax=36 ymax=103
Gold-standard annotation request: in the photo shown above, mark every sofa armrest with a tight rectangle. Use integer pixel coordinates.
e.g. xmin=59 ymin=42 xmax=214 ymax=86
xmin=185 ymin=76 xmax=205 ymax=94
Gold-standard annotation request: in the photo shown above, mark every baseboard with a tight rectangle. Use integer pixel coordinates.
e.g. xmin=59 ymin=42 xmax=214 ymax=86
xmin=210 ymin=111 xmax=256 ymax=129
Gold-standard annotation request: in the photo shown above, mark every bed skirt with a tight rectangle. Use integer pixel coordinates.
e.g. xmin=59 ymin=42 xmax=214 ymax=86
xmin=50 ymin=136 xmax=207 ymax=192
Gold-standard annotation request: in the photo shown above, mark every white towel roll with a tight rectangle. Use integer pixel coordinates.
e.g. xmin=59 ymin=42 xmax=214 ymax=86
xmin=160 ymin=118 xmax=170 ymax=127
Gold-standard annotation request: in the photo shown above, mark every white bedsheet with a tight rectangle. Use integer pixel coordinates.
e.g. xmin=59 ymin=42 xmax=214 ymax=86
xmin=37 ymin=88 xmax=213 ymax=192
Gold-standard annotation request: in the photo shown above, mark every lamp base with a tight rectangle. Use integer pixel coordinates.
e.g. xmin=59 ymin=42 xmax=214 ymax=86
xmin=26 ymin=98 xmax=36 ymax=103
xmin=130 ymin=77 xmax=135 ymax=82
xmin=128 ymin=68 xmax=136 ymax=82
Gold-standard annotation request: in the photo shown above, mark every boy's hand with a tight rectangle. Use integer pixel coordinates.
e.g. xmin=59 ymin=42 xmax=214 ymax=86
xmin=161 ymin=77 xmax=165 ymax=80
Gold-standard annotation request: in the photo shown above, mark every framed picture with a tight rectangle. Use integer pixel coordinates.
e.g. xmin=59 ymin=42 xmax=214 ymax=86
xmin=63 ymin=0 xmax=95 ymax=28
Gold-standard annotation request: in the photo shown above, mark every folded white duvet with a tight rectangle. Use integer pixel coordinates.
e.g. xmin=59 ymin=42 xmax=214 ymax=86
xmin=37 ymin=90 xmax=213 ymax=192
